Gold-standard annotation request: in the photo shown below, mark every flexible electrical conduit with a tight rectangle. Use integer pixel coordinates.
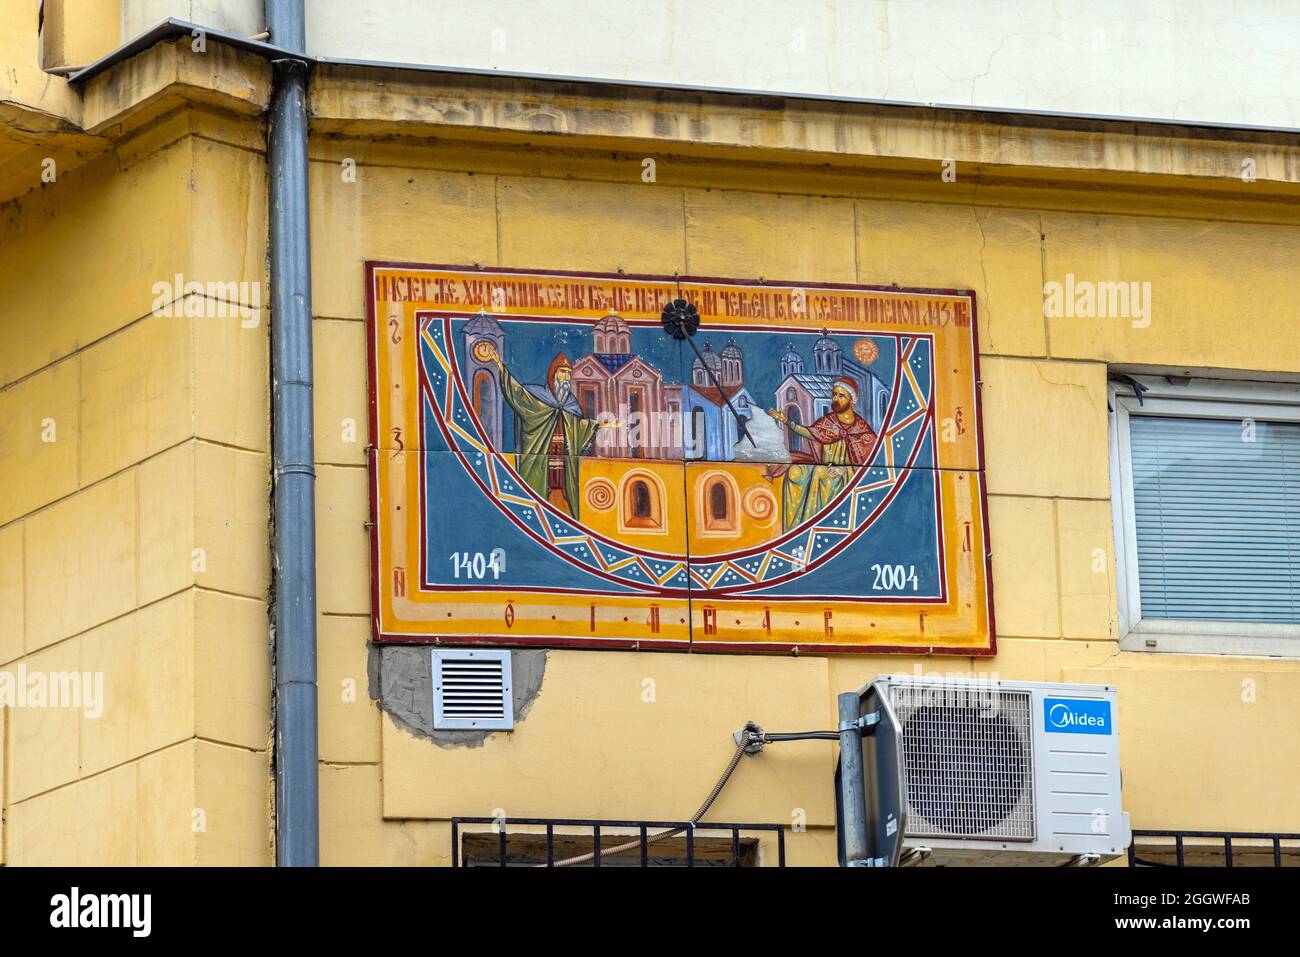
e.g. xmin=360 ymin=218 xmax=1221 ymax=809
xmin=545 ymin=733 xmax=751 ymax=868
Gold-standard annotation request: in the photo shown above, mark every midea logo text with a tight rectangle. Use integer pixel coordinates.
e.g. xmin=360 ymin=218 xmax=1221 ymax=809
xmin=1048 ymin=703 xmax=1105 ymax=730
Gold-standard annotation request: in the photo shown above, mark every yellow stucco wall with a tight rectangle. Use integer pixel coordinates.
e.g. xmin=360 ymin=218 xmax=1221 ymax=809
xmin=39 ymin=0 xmax=122 ymax=71
xmin=0 ymin=106 xmax=271 ymax=865
xmin=304 ymin=123 xmax=1300 ymax=864
xmin=3 ymin=37 xmax=1300 ymax=865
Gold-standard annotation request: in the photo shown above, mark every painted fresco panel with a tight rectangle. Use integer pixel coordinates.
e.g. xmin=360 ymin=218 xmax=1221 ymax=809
xmin=368 ymin=264 xmax=993 ymax=654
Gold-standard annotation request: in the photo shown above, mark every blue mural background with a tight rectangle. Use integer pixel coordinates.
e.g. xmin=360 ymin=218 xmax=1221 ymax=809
xmin=415 ymin=316 xmax=942 ymax=600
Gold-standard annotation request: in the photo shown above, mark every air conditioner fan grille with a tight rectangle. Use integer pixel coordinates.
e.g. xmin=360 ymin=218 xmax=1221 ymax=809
xmin=891 ymin=685 xmax=1035 ymax=841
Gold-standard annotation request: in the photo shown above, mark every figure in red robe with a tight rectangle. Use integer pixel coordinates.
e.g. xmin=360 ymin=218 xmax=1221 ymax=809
xmin=769 ymin=377 xmax=878 ymax=531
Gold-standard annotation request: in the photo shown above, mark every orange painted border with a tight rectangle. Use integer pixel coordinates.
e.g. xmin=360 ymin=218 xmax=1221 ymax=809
xmin=365 ymin=262 xmax=995 ymax=656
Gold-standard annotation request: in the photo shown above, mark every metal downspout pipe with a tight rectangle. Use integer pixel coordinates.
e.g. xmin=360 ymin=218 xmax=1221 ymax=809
xmin=266 ymin=0 xmax=319 ymax=866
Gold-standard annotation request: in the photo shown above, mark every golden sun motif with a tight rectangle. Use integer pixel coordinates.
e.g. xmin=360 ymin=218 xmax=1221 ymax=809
xmin=853 ymin=338 xmax=879 ymax=365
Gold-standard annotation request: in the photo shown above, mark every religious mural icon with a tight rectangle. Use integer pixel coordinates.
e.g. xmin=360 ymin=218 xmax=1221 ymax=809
xmin=367 ymin=264 xmax=994 ymax=654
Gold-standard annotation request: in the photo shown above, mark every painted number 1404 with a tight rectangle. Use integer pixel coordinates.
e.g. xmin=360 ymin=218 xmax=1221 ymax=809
xmin=449 ymin=550 xmax=505 ymax=580
xmin=871 ymin=563 xmax=918 ymax=591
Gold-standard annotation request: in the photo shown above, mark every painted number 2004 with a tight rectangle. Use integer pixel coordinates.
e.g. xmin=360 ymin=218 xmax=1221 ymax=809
xmin=871 ymin=563 xmax=918 ymax=591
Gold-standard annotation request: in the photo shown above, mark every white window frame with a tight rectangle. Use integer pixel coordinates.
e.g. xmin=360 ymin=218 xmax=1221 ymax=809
xmin=1109 ymin=375 xmax=1300 ymax=657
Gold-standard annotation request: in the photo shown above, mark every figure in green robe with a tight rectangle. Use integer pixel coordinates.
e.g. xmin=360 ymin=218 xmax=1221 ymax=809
xmin=768 ymin=378 xmax=878 ymax=532
xmin=485 ymin=346 xmax=612 ymax=518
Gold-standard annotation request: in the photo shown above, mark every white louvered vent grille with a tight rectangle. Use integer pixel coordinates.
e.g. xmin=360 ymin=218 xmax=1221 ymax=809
xmin=432 ymin=650 xmax=514 ymax=730
xmin=889 ymin=683 xmax=1036 ymax=841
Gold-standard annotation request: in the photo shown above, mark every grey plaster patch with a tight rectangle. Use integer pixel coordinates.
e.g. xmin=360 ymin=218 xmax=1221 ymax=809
xmin=368 ymin=643 xmax=547 ymax=748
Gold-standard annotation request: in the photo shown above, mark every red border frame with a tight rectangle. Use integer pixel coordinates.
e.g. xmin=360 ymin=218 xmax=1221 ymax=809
xmin=364 ymin=261 xmax=997 ymax=657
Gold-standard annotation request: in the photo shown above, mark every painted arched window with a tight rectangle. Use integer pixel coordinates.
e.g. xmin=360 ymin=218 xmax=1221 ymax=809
xmin=473 ymin=369 xmax=496 ymax=443
xmin=786 ymin=386 xmax=797 ymax=402
xmin=621 ymin=472 xmax=664 ymax=531
xmin=785 ymin=405 xmax=803 ymax=453
xmin=628 ymin=390 xmax=643 ymax=456
xmin=690 ymin=408 xmax=707 ymax=458
xmin=632 ymin=480 xmax=652 ymax=518
xmin=702 ymin=476 xmax=737 ymax=532
xmin=709 ymin=482 xmax=728 ymax=521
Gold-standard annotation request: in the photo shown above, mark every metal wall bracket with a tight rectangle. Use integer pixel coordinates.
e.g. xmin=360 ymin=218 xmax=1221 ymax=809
xmin=838 ymin=710 xmax=880 ymax=733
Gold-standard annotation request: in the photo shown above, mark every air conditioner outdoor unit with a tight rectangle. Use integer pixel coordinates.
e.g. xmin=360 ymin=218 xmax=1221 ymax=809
xmin=874 ymin=674 xmax=1130 ymax=866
